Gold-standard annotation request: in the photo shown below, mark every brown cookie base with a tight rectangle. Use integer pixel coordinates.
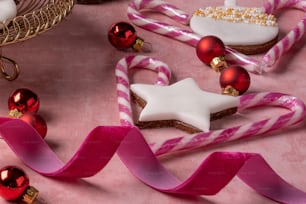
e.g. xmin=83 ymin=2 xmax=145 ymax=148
xmin=132 ymin=92 xmax=238 ymax=134
xmin=228 ymin=35 xmax=278 ymax=55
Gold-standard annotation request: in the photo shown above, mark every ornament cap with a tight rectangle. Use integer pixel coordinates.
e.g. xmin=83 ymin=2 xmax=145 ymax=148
xmin=210 ymin=56 xmax=227 ymax=72
xmin=21 ymin=186 xmax=39 ymax=204
xmin=8 ymin=109 xmax=23 ymax=118
xmin=132 ymin=37 xmax=145 ymax=52
xmin=222 ymin=86 xmax=239 ymax=96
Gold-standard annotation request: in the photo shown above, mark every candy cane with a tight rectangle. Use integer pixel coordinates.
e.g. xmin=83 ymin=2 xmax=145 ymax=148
xmin=263 ymin=0 xmax=306 ymax=69
xmin=127 ymin=0 xmax=306 ymax=74
xmin=151 ymin=92 xmax=306 ymax=156
xmin=115 ymin=55 xmax=306 ymax=156
xmin=127 ymin=0 xmax=198 ymax=44
xmin=116 ymin=55 xmax=171 ymax=126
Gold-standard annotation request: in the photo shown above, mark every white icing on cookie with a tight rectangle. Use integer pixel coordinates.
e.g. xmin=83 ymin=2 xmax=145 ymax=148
xmin=0 ymin=0 xmax=17 ymax=29
xmin=131 ymin=78 xmax=239 ymax=132
xmin=190 ymin=6 xmax=279 ymax=46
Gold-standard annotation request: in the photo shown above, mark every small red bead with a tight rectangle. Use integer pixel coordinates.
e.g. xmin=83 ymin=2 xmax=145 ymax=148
xmin=219 ymin=66 xmax=250 ymax=95
xmin=0 ymin=166 xmax=29 ymax=201
xmin=108 ymin=22 xmax=137 ymax=49
xmin=196 ymin=36 xmax=226 ymax=65
xmin=8 ymin=88 xmax=39 ymax=113
xmin=20 ymin=113 xmax=47 ymax=138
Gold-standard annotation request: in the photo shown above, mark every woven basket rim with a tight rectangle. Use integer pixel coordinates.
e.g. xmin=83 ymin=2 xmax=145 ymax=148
xmin=0 ymin=0 xmax=75 ymax=47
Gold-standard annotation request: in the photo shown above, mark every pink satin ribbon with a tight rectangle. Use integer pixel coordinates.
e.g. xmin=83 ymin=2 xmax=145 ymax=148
xmin=0 ymin=118 xmax=306 ymax=203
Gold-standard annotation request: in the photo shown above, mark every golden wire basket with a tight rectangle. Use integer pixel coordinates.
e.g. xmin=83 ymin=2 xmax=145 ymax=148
xmin=0 ymin=0 xmax=75 ymax=80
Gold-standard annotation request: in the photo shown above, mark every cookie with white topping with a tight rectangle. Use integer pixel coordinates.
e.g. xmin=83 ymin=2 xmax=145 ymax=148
xmin=190 ymin=0 xmax=279 ymax=54
xmin=131 ymin=78 xmax=239 ymax=133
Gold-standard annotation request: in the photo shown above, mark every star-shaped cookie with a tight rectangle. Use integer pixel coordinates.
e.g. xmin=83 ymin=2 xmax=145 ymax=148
xmin=130 ymin=78 xmax=239 ymax=133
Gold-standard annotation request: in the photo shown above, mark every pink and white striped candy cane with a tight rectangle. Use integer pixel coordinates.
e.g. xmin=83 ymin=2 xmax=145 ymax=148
xmin=115 ymin=55 xmax=306 ymax=156
xmin=127 ymin=0 xmax=200 ymax=46
xmin=151 ymin=92 xmax=306 ymax=156
xmin=116 ymin=55 xmax=171 ymax=126
xmin=127 ymin=0 xmax=306 ymax=74
xmin=263 ymin=0 xmax=306 ymax=70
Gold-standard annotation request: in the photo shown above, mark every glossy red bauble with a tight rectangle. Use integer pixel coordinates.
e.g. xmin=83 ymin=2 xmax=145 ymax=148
xmin=0 ymin=166 xmax=29 ymax=201
xmin=108 ymin=22 xmax=137 ymax=49
xmin=20 ymin=113 xmax=47 ymax=138
xmin=8 ymin=88 xmax=39 ymax=114
xmin=196 ymin=35 xmax=226 ymax=65
xmin=220 ymin=66 xmax=251 ymax=95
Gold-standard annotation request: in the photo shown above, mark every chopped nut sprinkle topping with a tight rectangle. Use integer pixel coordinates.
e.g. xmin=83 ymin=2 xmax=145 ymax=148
xmin=194 ymin=7 xmax=277 ymax=27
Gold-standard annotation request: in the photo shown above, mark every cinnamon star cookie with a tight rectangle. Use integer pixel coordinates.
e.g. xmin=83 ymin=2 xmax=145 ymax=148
xmin=131 ymin=78 xmax=239 ymax=133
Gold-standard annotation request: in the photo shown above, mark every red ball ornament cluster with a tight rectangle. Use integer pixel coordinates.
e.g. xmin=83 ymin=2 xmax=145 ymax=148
xmin=0 ymin=166 xmax=38 ymax=204
xmin=8 ymin=88 xmax=39 ymax=113
xmin=8 ymin=88 xmax=47 ymax=138
xmin=108 ymin=22 xmax=145 ymax=52
xmin=196 ymin=35 xmax=227 ymax=72
xmin=220 ymin=66 xmax=250 ymax=95
xmin=196 ymin=35 xmax=250 ymax=96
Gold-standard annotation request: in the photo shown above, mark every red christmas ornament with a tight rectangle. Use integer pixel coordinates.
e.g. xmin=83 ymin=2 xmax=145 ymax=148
xmin=20 ymin=113 xmax=47 ymax=138
xmin=8 ymin=88 xmax=39 ymax=114
xmin=108 ymin=22 xmax=144 ymax=51
xmin=0 ymin=166 xmax=38 ymax=204
xmin=196 ymin=35 xmax=227 ymax=72
xmin=219 ymin=66 xmax=251 ymax=96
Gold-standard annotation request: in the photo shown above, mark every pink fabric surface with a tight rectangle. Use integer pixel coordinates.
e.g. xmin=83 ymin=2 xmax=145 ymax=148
xmin=0 ymin=0 xmax=306 ymax=203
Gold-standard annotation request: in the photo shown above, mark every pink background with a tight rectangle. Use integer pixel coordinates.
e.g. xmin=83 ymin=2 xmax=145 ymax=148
xmin=0 ymin=0 xmax=306 ymax=203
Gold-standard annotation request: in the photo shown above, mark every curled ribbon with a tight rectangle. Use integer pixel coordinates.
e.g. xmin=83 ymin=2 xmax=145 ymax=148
xmin=127 ymin=0 xmax=306 ymax=74
xmin=1 ymin=117 xmax=306 ymax=203
xmin=0 ymin=55 xmax=306 ymax=203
